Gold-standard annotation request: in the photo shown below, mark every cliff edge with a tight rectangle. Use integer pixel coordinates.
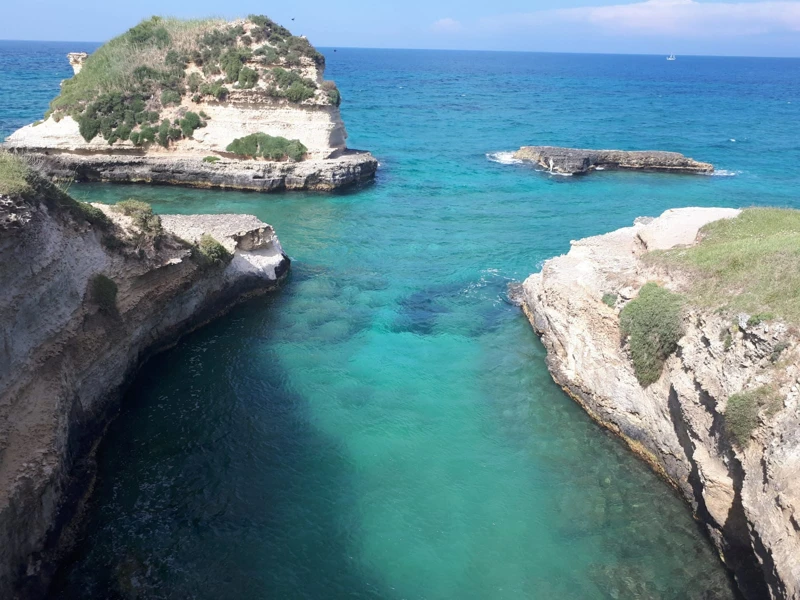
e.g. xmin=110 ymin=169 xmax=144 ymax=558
xmin=4 ymin=16 xmax=377 ymax=191
xmin=521 ymin=207 xmax=799 ymax=600
xmin=0 ymin=152 xmax=289 ymax=597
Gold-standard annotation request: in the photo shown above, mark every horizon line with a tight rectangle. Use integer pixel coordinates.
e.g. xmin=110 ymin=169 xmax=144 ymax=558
xmin=0 ymin=39 xmax=798 ymax=60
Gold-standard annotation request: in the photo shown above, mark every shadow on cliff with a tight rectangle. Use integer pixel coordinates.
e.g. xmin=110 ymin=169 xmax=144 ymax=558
xmin=667 ymin=384 xmax=768 ymax=600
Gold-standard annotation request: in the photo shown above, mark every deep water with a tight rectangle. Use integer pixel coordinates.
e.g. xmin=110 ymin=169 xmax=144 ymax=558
xmin=3 ymin=43 xmax=800 ymax=599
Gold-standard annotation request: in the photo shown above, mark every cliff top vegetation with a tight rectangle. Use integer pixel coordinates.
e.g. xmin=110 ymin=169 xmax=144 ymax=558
xmin=647 ymin=208 xmax=800 ymax=323
xmin=45 ymin=15 xmax=341 ymax=148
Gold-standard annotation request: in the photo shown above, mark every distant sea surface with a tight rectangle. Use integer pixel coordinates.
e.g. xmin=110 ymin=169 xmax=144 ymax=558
xmin=3 ymin=41 xmax=800 ymax=599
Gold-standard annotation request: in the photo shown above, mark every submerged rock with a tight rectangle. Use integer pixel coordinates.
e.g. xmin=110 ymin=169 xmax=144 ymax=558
xmin=0 ymin=158 xmax=289 ymax=597
xmin=513 ymin=146 xmax=714 ymax=175
xmin=519 ymin=207 xmax=800 ymax=600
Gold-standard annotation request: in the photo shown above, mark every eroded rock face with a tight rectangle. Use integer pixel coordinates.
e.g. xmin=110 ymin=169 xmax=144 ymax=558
xmin=513 ymin=146 xmax=714 ymax=175
xmin=520 ymin=208 xmax=800 ymax=600
xmin=2 ymin=150 xmax=378 ymax=193
xmin=0 ymin=190 xmax=289 ymax=598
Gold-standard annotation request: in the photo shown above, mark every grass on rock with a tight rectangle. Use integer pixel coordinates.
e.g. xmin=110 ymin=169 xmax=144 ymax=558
xmin=112 ymin=199 xmax=162 ymax=234
xmin=197 ymin=234 xmax=231 ymax=265
xmin=724 ymin=386 xmax=781 ymax=448
xmin=647 ymin=208 xmax=800 ymax=323
xmin=0 ymin=151 xmax=33 ymax=196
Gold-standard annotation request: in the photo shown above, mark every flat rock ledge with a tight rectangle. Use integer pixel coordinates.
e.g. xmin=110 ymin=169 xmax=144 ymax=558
xmin=519 ymin=207 xmax=800 ymax=600
xmin=1 ymin=149 xmax=378 ymax=192
xmin=513 ymin=145 xmax=713 ymax=175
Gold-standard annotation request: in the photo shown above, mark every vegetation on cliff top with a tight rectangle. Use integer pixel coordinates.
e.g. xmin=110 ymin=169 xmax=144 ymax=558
xmin=0 ymin=151 xmax=110 ymax=228
xmin=647 ymin=208 xmax=800 ymax=323
xmin=47 ymin=15 xmax=340 ymax=147
xmin=619 ymin=283 xmax=685 ymax=387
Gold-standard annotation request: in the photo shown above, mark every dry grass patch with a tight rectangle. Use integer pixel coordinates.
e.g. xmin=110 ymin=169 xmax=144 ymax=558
xmin=646 ymin=208 xmax=800 ymax=323
xmin=0 ymin=151 xmax=32 ymax=196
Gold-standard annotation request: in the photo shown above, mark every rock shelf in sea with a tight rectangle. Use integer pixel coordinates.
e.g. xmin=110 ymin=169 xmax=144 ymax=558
xmin=514 ymin=145 xmax=713 ymax=175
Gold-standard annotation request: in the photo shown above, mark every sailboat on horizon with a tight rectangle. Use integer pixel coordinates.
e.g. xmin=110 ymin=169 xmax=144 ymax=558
xmin=667 ymin=53 xmax=676 ymax=61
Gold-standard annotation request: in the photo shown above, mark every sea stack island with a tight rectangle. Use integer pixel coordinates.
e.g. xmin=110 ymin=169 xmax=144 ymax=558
xmin=4 ymin=16 xmax=377 ymax=192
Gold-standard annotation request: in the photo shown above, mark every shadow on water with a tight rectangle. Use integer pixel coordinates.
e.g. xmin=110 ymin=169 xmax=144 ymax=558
xmin=48 ymin=292 xmax=398 ymax=600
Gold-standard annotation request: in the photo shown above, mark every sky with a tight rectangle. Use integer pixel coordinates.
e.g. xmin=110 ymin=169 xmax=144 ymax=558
xmin=2 ymin=0 xmax=800 ymax=57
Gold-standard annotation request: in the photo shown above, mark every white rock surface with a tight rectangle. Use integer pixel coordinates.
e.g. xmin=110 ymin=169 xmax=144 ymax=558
xmin=521 ymin=207 xmax=800 ymax=600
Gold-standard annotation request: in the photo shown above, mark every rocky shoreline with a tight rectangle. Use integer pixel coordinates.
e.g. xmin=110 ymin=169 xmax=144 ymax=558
xmin=0 ymin=175 xmax=290 ymax=598
xmin=519 ymin=208 xmax=799 ymax=600
xmin=3 ymin=149 xmax=378 ymax=192
xmin=514 ymin=146 xmax=714 ymax=175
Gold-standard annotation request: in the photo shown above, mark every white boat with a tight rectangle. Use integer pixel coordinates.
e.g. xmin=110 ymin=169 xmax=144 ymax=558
xmin=667 ymin=53 xmax=676 ymax=61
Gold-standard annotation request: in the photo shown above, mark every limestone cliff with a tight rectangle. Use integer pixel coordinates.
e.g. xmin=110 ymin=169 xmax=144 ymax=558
xmin=4 ymin=16 xmax=377 ymax=191
xmin=0 ymin=161 xmax=289 ymax=597
xmin=520 ymin=208 xmax=799 ymax=600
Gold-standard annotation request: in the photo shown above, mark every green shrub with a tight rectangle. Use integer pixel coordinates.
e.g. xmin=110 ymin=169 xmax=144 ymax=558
xmin=254 ymin=46 xmax=279 ymax=64
xmin=161 ymin=89 xmax=181 ymax=106
xmin=220 ymin=47 xmax=252 ymax=83
xmin=112 ymin=199 xmax=162 ymax=234
xmin=747 ymin=313 xmax=774 ymax=327
xmin=721 ymin=328 xmax=733 ymax=351
xmin=238 ymin=66 xmax=259 ymax=89
xmin=199 ymin=81 xmax=228 ymax=100
xmin=285 ymin=82 xmax=315 ymax=103
xmin=601 ymin=293 xmax=617 ymax=308
xmin=139 ymin=125 xmax=157 ymax=143
xmin=202 ymin=156 xmax=220 ymax=163
xmin=127 ymin=16 xmax=171 ymax=47
xmin=179 ymin=111 xmax=203 ymax=137
xmin=76 ymin=201 xmax=111 ymax=227
xmin=90 ymin=274 xmax=118 ymax=313
xmin=197 ymin=233 xmax=231 ymax=264
xmin=770 ymin=341 xmax=790 ymax=363
xmin=187 ymin=72 xmax=202 ymax=92
xmin=619 ymin=283 xmax=685 ymax=387
xmin=225 ymin=132 xmax=307 ymax=162
xmin=164 ymin=49 xmax=186 ymax=68
xmin=725 ymin=387 xmax=781 ymax=447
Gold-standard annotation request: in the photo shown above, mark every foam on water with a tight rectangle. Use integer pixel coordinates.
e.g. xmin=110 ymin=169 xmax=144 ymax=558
xmin=486 ymin=151 xmax=523 ymax=165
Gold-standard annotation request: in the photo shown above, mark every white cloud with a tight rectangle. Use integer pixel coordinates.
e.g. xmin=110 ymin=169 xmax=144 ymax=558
xmin=482 ymin=0 xmax=800 ymax=37
xmin=432 ymin=18 xmax=463 ymax=33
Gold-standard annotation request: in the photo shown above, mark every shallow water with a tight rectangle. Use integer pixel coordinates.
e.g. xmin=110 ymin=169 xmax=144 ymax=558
xmin=4 ymin=45 xmax=800 ymax=599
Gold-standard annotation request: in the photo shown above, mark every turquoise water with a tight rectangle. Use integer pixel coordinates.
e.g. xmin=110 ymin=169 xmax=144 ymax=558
xmin=4 ymin=44 xmax=800 ymax=599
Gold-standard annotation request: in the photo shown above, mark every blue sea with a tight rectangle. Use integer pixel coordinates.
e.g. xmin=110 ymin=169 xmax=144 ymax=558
xmin=3 ymin=40 xmax=800 ymax=599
